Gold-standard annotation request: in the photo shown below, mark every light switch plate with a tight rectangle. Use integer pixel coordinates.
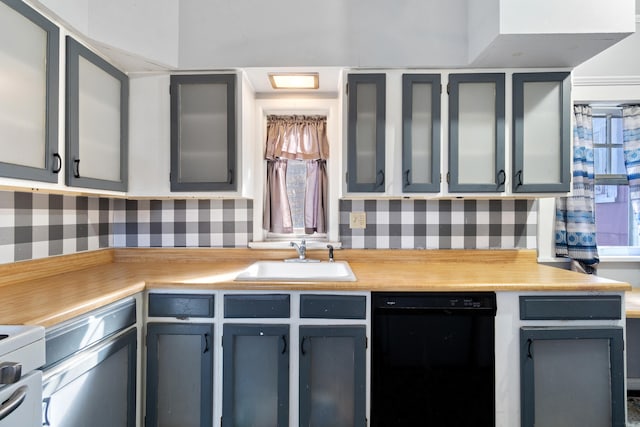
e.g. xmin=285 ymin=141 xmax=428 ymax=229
xmin=349 ymin=212 xmax=366 ymax=229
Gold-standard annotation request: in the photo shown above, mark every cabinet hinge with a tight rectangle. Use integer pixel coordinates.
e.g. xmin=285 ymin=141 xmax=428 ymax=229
xmin=446 ymin=83 xmax=450 ymax=95
xmin=440 ymin=84 xmax=443 ymax=94
xmin=345 ymin=171 xmax=349 ymax=184
xmin=345 ymin=82 xmax=348 ymax=95
xmin=440 ymin=173 xmax=442 ymax=184
xmin=447 ymin=172 xmax=450 ymax=183
xmin=365 ymin=336 xmax=368 ymax=349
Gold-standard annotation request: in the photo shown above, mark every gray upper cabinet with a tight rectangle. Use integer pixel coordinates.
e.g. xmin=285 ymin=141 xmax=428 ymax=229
xmin=66 ymin=36 xmax=128 ymax=192
xmin=170 ymin=74 xmax=237 ymax=192
xmin=402 ymin=74 xmax=441 ymax=193
xmin=448 ymin=73 xmax=505 ymax=192
xmin=347 ymin=73 xmax=385 ymax=192
xmin=512 ymin=72 xmax=571 ymax=193
xmin=0 ymin=0 xmax=60 ymax=182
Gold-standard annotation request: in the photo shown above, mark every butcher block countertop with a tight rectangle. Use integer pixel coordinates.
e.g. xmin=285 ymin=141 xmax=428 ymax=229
xmin=0 ymin=248 xmax=630 ymax=327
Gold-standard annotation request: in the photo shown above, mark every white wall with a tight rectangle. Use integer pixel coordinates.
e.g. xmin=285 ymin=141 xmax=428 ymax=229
xmin=500 ymin=0 xmax=635 ymax=34
xmin=177 ymin=0 xmax=468 ymax=69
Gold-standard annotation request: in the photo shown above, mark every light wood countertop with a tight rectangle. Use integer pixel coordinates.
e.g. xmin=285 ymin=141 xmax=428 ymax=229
xmin=0 ymin=248 xmax=630 ymax=327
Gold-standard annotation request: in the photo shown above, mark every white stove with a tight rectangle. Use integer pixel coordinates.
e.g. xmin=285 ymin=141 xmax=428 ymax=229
xmin=0 ymin=325 xmax=45 ymax=427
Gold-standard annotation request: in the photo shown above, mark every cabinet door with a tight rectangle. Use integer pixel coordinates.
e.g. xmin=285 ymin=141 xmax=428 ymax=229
xmin=66 ymin=36 xmax=128 ymax=192
xmin=0 ymin=0 xmax=60 ymax=182
xmin=299 ymin=325 xmax=367 ymax=427
xmin=42 ymin=328 xmax=137 ymax=427
xmin=402 ymin=74 xmax=441 ymax=193
xmin=512 ymin=72 xmax=571 ymax=193
xmin=347 ymin=74 xmax=385 ymax=192
xmin=520 ymin=327 xmax=625 ymax=427
xmin=145 ymin=323 xmax=214 ymax=427
xmin=170 ymin=74 xmax=236 ymax=191
xmin=448 ymin=73 xmax=505 ymax=192
xmin=222 ymin=324 xmax=289 ymax=427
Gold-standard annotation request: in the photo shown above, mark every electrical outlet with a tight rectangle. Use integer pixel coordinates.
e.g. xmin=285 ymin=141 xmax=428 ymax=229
xmin=349 ymin=212 xmax=366 ymax=229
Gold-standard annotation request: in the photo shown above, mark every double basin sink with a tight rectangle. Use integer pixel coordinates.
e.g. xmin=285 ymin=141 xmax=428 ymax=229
xmin=235 ymin=260 xmax=356 ymax=282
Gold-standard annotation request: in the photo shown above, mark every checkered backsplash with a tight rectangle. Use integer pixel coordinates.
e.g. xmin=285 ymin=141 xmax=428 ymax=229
xmin=339 ymin=199 xmax=537 ymax=249
xmin=112 ymin=199 xmax=253 ymax=248
xmin=0 ymin=190 xmax=536 ymax=264
xmin=0 ymin=191 xmax=112 ymax=262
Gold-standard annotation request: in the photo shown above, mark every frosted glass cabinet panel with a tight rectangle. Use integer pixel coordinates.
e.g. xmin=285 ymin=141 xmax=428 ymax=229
xmin=145 ymin=323 xmax=214 ymax=427
xmin=347 ymin=74 xmax=385 ymax=192
xmin=520 ymin=327 xmax=625 ymax=427
xmin=222 ymin=324 xmax=289 ymax=427
xmin=299 ymin=326 xmax=367 ymax=427
xmin=402 ymin=74 xmax=441 ymax=193
xmin=0 ymin=0 xmax=59 ymax=182
xmin=170 ymin=74 xmax=236 ymax=191
xmin=513 ymin=72 xmax=571 ymax=193
xmin=66 ymin=36 xmax=128 ymax=191
xmin=448 ymin=73 xmax=505 ymax=192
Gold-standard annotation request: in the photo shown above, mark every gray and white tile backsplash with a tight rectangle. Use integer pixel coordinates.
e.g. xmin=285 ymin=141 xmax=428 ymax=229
xmin=339 ymin=199 xmax=537 ymax=249
xmin=0 ymin=190 xmax=536 ymax=264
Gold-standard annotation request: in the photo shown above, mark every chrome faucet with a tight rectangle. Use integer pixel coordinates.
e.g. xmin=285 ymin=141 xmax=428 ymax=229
xmin=290 ymin=240 xmax=306 ymax=260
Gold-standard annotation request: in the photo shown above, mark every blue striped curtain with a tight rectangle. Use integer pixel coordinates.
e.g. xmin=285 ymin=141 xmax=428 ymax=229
xmin=555 ymin=105 xmax=598 ymax=270
xmin=623 ymin=106 xmax=640 ymax=240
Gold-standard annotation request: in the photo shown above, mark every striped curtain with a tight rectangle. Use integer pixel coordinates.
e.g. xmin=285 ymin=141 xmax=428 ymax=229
xmin=623 ymin=106 xmax=640 ymax=241
xmin=555 ymin=105 xmax=598 ymax=271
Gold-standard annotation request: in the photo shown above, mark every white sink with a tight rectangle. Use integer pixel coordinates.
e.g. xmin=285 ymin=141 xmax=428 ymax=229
xmin=235 ymin=260 xmax=356 ymax=282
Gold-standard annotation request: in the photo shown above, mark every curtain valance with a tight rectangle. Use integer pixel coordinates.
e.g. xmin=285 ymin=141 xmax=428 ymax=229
xmin=265 ymin=115 xmax=329 ymax=160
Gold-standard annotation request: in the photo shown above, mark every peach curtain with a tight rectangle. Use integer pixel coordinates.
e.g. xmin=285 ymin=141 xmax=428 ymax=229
xmin=263 ymin=115 xmax=328 ymax=234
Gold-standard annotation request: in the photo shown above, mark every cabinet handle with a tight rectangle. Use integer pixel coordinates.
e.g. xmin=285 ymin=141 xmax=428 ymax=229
xmin=515 ymin=170 xmax=523 ymax=189
xmin=0 ymin=385 xmax=27 ymax=421
xmin=281 ymin=335 xmax=287 ymax=354
xmin=73 ymin=159 xmax=80 ymax=178
xmin=227 ymin=169 xmax=233 ymax=185
xmin=376 ymin=170 xmax=385 ymax=187
xmin=42 ymin=396 xmax=51 ymax=426
xmin=203 ymin=333 xmax=210 ymax=354
xmin=300 ymin=336 xmax=307 ymax=355
xmin=497 ymin=169 xmax=506 ymax=190
xmin=53 ymin=153 xmax=62 ymax=174
xmin=404 ymin=169 xmax=411 ymax=187
xmin=526 ymin=339 xmax=533 ymax=359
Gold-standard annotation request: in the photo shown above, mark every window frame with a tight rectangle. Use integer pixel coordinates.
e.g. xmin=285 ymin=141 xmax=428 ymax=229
xmin=250 ymin=99 xmax=340 ymax=245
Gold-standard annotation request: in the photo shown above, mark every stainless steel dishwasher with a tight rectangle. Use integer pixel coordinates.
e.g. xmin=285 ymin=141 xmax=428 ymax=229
xmin=371 ymin=292 xmax=497 ymax=427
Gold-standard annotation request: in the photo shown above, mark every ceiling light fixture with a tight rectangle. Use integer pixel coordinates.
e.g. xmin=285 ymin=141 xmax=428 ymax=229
xmin=268 ymin=73 xmax=319 ymax=90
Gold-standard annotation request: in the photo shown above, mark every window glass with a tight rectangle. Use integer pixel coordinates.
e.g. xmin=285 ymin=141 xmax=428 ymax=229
xmin=286 ymin=159 xmax=306 ymax=231
xmin=593 ymin=108 xmax=639 ymax=249
xmin=595 ymin=185 xmax=637 ymax=246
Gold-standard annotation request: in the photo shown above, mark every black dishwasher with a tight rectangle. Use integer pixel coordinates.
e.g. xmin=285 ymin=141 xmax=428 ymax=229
xmin=371 ymin=292 xmax=497 ymax=427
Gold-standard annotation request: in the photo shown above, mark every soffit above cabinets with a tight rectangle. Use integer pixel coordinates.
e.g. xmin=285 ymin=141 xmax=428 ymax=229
xmin=35 ymin=0 xmax=636 ymax=74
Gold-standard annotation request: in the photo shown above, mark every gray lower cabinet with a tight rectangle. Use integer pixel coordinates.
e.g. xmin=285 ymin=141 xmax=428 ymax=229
xmin=222 ymin=324 xmax=290 ymax=427
xmin=145 ymin=323 xmax=214 ymax=427
xmin=520 ymin=327 xmax=625 ymax=427
xmin=299 ymin=325 xmax=367 ymax=427
xmin=42 ymin=328 xmax=137 ymax=427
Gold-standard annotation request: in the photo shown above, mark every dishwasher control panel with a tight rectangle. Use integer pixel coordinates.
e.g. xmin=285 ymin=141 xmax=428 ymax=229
xmin=373 ymin=292 xmax=497 ymax=312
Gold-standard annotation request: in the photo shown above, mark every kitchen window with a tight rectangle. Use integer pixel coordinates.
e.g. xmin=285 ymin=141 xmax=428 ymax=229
xmin=593 ymin=107 xmax=640 ymax=251
xmin=250 ymin=98 xmax=340 ymax=245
